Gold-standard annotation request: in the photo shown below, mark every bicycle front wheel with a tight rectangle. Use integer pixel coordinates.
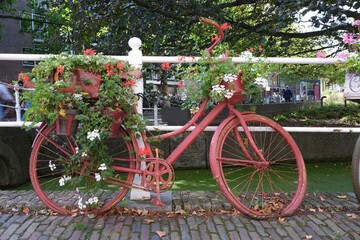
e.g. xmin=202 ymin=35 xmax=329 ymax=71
xmin=352 ymin=135 xmax=360 ymax=203
xmin=210 ymin=114 xmax=306 ymax=219
xmin=30 ymin=124 xmax=137 ymax=214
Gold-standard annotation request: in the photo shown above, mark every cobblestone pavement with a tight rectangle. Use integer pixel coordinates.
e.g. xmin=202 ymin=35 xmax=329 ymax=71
xmin=0 ymin=190 xmax=359 ymax=239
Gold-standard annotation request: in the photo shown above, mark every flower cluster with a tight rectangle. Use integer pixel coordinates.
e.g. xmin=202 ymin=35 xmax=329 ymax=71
xmin=87 ymin=129 xmax=101 ymax=141
xmin=59 ymin=175 xmax=71 ymax=186
xmin=49 ymin=161 xmax=56 ymax=171
xmin=175 ymin=45 xmax=268 ymax=110
xmin=332 ymin=19 xmax=360 ymax=75
xmin=21 ymin=48 xmax=148 ymax=210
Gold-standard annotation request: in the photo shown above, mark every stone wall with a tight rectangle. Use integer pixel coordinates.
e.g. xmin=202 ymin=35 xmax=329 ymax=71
xmin=0 ymin=126 xmax=358 ymax=187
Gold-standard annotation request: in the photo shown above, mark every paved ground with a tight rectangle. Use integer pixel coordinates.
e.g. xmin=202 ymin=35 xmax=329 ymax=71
xmin=0 ymin=190 xmax=359 ymax=239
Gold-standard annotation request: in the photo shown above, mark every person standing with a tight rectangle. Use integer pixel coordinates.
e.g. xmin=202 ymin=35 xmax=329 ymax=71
xmin=283 ymin=85 xmax=293 ymax=102
xmin=0 ymin=82 xmax=15 ymax=120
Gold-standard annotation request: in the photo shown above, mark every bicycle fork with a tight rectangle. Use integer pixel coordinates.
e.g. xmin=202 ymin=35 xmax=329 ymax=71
xmin=227 ymin=105 xmax=268 ymax=168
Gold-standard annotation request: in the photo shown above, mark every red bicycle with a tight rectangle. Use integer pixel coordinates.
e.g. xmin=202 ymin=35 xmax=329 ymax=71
xmin=29 ymin=18 xmax=306 ymax=219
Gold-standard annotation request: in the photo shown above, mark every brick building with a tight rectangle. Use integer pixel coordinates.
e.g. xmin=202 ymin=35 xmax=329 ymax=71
xmin=0 ymin=0 xmax=39 ymax=83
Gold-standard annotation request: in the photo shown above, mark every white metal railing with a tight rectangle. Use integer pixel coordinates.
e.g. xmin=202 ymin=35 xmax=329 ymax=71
xmin=0 ymin=37 xmax=346 ymax=128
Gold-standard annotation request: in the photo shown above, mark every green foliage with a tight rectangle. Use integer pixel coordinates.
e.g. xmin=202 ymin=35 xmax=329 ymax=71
xmin=178 ymin=48 xmax=271 ymax=110
xmin=21 ymin=50 xmax=147 ymax=200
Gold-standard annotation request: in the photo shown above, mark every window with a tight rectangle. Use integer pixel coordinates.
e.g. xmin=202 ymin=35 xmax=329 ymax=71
xmin=19 ymin=11 xmax=46 ymax=39
xmin=22 ymin=46 xmax=41 ymax=67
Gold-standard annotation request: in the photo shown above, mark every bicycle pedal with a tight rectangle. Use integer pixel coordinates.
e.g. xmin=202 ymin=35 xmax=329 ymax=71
xmin=151 ymin=198 xmax=165 ymax=209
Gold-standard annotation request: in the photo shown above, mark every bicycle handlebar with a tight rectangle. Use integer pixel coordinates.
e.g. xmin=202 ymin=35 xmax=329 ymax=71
xmin=199 ymin=17 xmax=224 ymax=55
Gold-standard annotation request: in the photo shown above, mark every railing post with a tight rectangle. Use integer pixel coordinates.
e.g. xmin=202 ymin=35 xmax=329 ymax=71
xmin=14 ymin=84 xmax=21 ymax=122
xmin=154 ymin=104 xmax=158 ymax=126
xmin=128 ymin=37 xmax=151 ymax=200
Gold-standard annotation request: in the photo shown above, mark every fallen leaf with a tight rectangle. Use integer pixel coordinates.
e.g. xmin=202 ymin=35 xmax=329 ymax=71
xmin=306 ymin=235 xmax=312 ymax=239
xmin=71 ymin=213 xmax=78 ymax=217
xmin=156 ymin=231 xmax=166 ymax=238
xmin=336 ymin=195 xmax=347 ymax=199
xmin=87 ymin=214 xmax=96 ymax=219
xmin=346 ymin=213 xmax=357 ymax=219
xmin=175 ymin=209 xmax=186 ymax=215
xmin=278 ymin=217 xmax=285 ymax=222
xmin=23 ymin=207 xmax=30 ymax=214
xmin=318 ymin=208 xmax=324 ymax=212
xmin=167 ymin=213 xmax=175 ymax=218
xmin=144 ymin=219 xmax=155 ymax=224
xmin=320 ymin=196 xmax=326 ymax=202
xmin=309 ymin=208 xmax=316 ymax=212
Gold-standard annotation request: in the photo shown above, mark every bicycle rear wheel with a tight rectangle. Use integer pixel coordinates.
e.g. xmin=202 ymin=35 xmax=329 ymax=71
xmin=351 ymin=135 xmax=360 ymax=203
xmin=210 ymin=114 xmax=306 ymax=219
xmin=30 ymin=124 xmax=137 ymax=214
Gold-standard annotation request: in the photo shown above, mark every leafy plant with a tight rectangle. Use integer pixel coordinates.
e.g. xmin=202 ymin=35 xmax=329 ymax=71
xmin=20 ymin=49 xmax=147 ymax=210
xmin=176 ymin=46 xmax=271 ymax=111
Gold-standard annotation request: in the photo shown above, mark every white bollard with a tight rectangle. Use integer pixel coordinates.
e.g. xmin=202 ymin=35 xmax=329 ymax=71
xmin=128 ymin=37 xmax=151 ymax=200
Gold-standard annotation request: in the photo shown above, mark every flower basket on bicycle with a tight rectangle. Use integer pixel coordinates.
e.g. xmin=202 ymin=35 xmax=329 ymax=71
xmin=221 ymin=71 xmax=246 ymax=105
xmin=55 ymin=109 xmax=80 ymax=136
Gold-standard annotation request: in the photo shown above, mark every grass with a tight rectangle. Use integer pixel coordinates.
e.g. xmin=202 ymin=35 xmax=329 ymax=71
xmin=270 ymin=102 xmax=360 ymax=126
xmin=10 ymin=161 xmax=353 ymax=193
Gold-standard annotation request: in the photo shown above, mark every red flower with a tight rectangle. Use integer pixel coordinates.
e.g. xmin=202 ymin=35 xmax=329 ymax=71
xmin=125 ymin=79 xmax=135 ymax=85
xmin=220 ymin=23 xmax=231 ymax=30
xmin=107 ymin=71 xmax=114 ymax=77
xmin=178 ymin=81 xmax=183 ymax=88
xmin=57 ymin=66 xmax=64 ymax=73
xmin=194 ymin=69 xmax=198 ymax=73
xmin=138 ymin=148 xmax=151 ymax=156
xmin=28 ymin=83 xmax=34 ymax=89
xmin=18 ymin=72 xmax=29 ymax=85
xmin=117 ymin=62 xmax=124 ymax=70
xmin=211 ymin=35 xmax=219 ymax=42
xmin=161 ymin=62 xmax=171 ymax=70
xmin=84 ymin=48 xmax=95 ymax=56
xmin=105 ymin=64 xmax=114 ymax=71
xmin=259 ymin=45 xmax=263 ymax=51
xmin=246 ymin=48 xmax=254 ymax=53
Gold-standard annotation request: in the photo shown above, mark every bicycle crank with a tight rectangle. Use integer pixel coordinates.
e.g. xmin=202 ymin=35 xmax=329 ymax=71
xmin=142 ymin=158 xmax=175 ymax=208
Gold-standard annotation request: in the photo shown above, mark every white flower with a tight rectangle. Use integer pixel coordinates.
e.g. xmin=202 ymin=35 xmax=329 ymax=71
xmin=190 ymin=107 xmax=199 ymax=115
xmin=86 ymin=197 xmax=99 ymax=205
xmin=59 ymin=178 xmax=65 ymax=186
xmin=98 ymin=163 xmax=107 ymax=171
xmin=223 ymin=74 xmax=237 ymax=83
xmin=81 ymin=152 xmax=87 ymax=157
xmin=75 ymin=147 xmax=79 ymax=154
xmin=241 ymin=51 xmax=252 ymax=58
xmin=76 ymin=187 xmax=79 ymax=193
xmin=59 ymin=175 xmax=71 ymax=186
xmin=49 ymin=161 xmax=56 ymax=171
xmin=87 ymin=129 xmax=101 ymax=141
xmin=95 ymin=173 xmax=101 ymax=182
xmin=73 ymin=93 xmax=83 ymax=100
xmin=211 ymin=85 xmax=225 ymax=93
xmin=224 ymin=91 xmax=234 ymax=99
xmin=78 ymin=197 xmax=86 ymax=210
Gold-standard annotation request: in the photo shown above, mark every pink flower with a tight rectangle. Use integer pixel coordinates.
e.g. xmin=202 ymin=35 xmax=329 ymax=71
xmin=353 ymin=20 xmax=360 ymax=26
xmin=138 ymin=148 xmax=151 ymax=156
xmin=316 ymin=51 xmax=327 ymax=59
xmin=343 ymin=33 xmax=358 ymax=45
xmin=178 ymin=81 xmax=183 ymax=88
xmin=337 ymin=52 xmax=349 ymax=59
